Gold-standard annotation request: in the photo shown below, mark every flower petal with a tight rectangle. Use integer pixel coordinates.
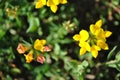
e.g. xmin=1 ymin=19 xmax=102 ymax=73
xmin=35 ymin=2 xmax=44 ymax=9
xmin=17 ymin=43 xmax=26 ymax=54
xmin=91 ymin=46 xmax=98 ymax=58
xmin=90 ymin=24 xmax=95 ymax=34
xmin=95 ymin=28 xmax=105 ymax=40
xmin=41 ymin=0 xmax=46 ymax=5
xmin=35 ymin=0 xmax=46 ymax=9
xmin=79 ymin=42 xmax=90 ymax=51
xmin=24 ymin=51 xmax=34 ymax=63
xmin=40 ymin=39 xmax=46 ymax=45
xmin=97 ymin=40 xmax=109 ymax=50
xmin=95 ymin=19 xmax=102 ymax=28
xmin=50 ymin=5 xmax=58 ymax=13
xmin=105 ymin=31 xmax=112 ymax=38
xmin=73 ymin=34 xmax=81 ymax=41
xmin=59 ymin=0 xmax=67 ymax=4
xmin=80 ymin=47 xmax=86 ymax=55
xmin=80 ymin=30 xmax=89 ymax=41
xmin=47 ymin=0 xmax=54 ymax=6
xmin=36 ymin=55 xmax=45 ymax=64
xmin=53 ymin=0 xmax=59 ymax=5
xmin=34 ymin=39 xmax=46 ymax=50
xmin=41 ymin=46 xmax=51 ymax=52
xmin=94 ymin=45 xmax=101 ymax=51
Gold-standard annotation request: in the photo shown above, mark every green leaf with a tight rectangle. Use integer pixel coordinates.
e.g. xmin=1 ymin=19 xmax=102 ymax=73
xmin=26 ymin=17 xmax=40 ymax=33
xmin=107 ymin=46 xmax=117 ymax=61
xmin=109 ymin=61 xmax=120 ymax=72
xmin=78 ymin=74 xmax=84 ymax=80
xmin=115 ymin=51 xmax=120 ymax=61
xmin=77 ymin=60 xmax=89 ymax=75
xmin=107 ymin=62 xmax=117 ymax=68
xmin=8 ymin=47 xmax=15 ymax=60
xmin=112 ymin=0 xmax=119 ymax=5
xmin=60 ymin=38 xmax=72 ymax=44
xmin=6 ymin=75 xmax=12 ymax=80
xmin=64 ymin=58 xmax=75 ymax=71
xmin=81 ymin=60 xmax=89 ymax=68
xmin=16 ymin=17 xmax=22 ymax=27
xmin=37 ymin=27 xmax=43 ymax=36
xmin=116 ymin=62 xmax=120 ymax=71
xmin=10 ymin=68 xmax=21 ymax=74
xmin=115 ymin=73 xmax=120 ymax=79
xmin=71 ymin=60 xmax=78 ymax=67
xmin=0 ymin=27 xmax=6 ymax=40
xmin=22 ymin=39 xmax=32 ymax=47
xmin=35 ymin=74 xmax=43 ymax=80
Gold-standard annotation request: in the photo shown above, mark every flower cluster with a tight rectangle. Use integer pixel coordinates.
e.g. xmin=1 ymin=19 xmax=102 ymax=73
xmin=73 ymin=20 xmax=112 ymax=58
xmin=17 ymin=39 xmax=51 ymax=63
xmin=35 ymin=0 xmax=67 ymax=13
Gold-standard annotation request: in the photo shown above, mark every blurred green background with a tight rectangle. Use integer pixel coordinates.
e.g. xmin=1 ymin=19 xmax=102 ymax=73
xmin=0 ymin=0 xmax=120 ymax=80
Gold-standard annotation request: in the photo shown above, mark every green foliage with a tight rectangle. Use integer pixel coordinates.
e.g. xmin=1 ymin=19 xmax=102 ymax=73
xmin=106 ymin=51 xmax=120 ymax=72
xmin=107 ymin=46 xmax=117 ymax=61
xmin=0 ymin=0 xmax=120 ymax=80
xmin=26 ymin=16 xmax=40 ymax=33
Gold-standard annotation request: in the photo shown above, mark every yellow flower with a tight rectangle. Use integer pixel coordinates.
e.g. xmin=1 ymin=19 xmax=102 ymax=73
xmin=104 ymin=31 xmax=112 ymax=38
xmin=73 ymin=30 xmax=89 ymax=42
xmin=73 ymin=34 xmax=80 ymax=41
xmin=24 ymin=51 xmax=34 ymax=63
xmin=47 ymin=0 xmax=67 ymax=6
xmin=50 ymin=5 xmax=58 ymax=13
xmin=95 ymin=28 xmax=106 ymax=41
xmin=52 ymin=0 xmax=60 ymax=5
xmin=90 ymin=45 xmax=100 ymax=58
xmin=90 ymin=19 xmax=102 ymax=35
xmin=79 ymin=42 xmax=91 ymax=55
xmin=73 ymin=19 xmax=112 ymax=58
xmin=47 ymin=0 xmax=54 ymax=6
xmin=36 ymin=0 xmax=67 ymax=13
xmin=34 ymin=39 xmax=46 ymax=51
xmin=97 ymin=40 xmax=109 ymax=50
xmin=80 ymin=47 xmax=87 ymax=55
xmin=47 ymin=0 xmax=58 ymax=13
xmin=90 ymin=20 xmax=112 ymax=40
xmin=73 ymin=30 xmax=90 ymax=55
xmin=59 ymin=0 xmax=67 ymax=4
xmin=35 ymin=0 xmax=46 ymax=9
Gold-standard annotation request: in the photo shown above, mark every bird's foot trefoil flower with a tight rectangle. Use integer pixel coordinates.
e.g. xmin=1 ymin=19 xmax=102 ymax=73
xmin=17 ymin=39 xmax=51 ymax=63
xmin=35 ymin=0 xmax=67 ymax=13
xmin=73 ymin=19 xmax=112 ymax=58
